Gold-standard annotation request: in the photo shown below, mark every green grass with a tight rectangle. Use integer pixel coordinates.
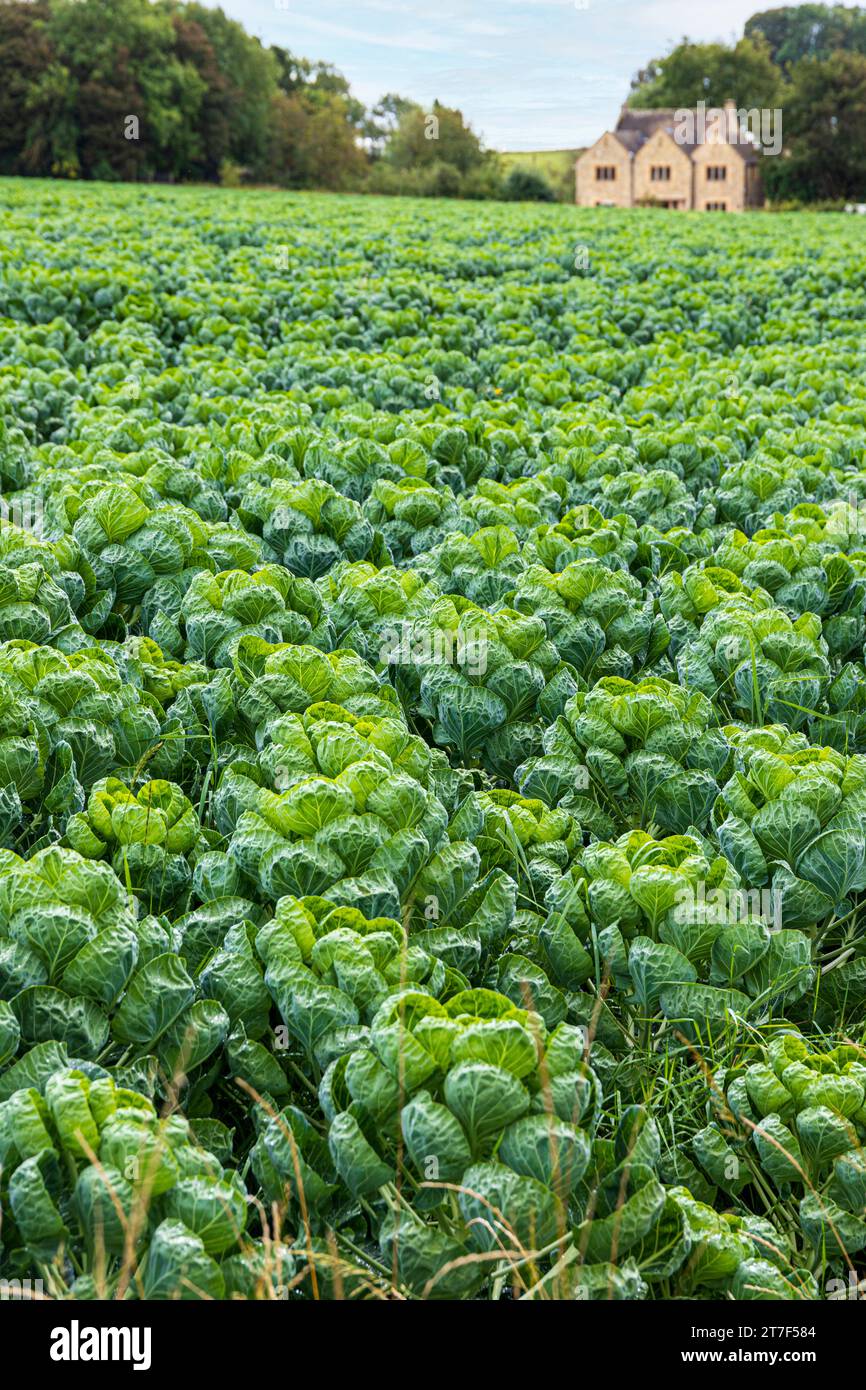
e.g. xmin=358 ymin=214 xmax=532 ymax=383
xmin=499 ymin=148 xmax=582 ymax=202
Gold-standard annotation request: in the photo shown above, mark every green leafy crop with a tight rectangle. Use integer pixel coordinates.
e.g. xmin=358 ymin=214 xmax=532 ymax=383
xmin=1 ymin=180 xmax=866 ymax=1302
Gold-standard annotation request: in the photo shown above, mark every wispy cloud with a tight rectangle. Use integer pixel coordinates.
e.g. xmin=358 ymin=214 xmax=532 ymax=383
xmin=288 ymin=13 xmax=451 ymax=52
xmin=462 ymin=21 xmax=512 ymax=37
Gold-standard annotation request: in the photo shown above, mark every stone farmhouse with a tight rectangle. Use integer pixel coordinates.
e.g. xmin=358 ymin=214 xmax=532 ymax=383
xmin=576 ymin=101 xmax=764 ymax=211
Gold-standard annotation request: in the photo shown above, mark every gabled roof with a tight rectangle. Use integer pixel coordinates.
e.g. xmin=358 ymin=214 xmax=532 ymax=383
xmin=576 ymin=125 xmax=693 ymax=162
xmin=613 ymin=107 xmax=696 ymax=155
xmin=574 ymin=129 xmax=641 ymax=164
xmin=577 ymin=103 xmax=764 ymax=169
xmin=693 ymin=132 xmax=762 ymax=165
xmin=634 ymin=126 xmax=699 ymax=157
xmin=611 ymin=129 xmax=644 ymax=154
xmin=615 ymin=106 xmax=677 ymax=137
xmin=727 ymin=140 xmax=762 ymax=166
xmin=613 ymin=102 xmax=762 ymax=163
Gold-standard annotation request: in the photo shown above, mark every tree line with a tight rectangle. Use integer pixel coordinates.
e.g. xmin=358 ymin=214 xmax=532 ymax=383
xmin=0 ymin=0 xmax=542 ymax=198
xmin=3 ymin=0 xmax=866 ymax=203
xmin=629 ymin=4 xmax=866 ymax=203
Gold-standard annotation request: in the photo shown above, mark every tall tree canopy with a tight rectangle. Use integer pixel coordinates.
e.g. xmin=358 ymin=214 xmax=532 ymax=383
xmin=767 ymin=49 xmax=866 ymax=198
xmin=745 ymin=4 xmax=866 ymax=68
xmin=629 ymin=36 xmax=782 ymax=112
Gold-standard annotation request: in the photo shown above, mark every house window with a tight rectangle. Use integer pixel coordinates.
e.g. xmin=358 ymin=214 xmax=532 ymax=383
xmin=705 ymin=201 xmax=728 ymax=211
xmin=706 ymin=166 xmax=727 ymax=181
xmin=650 ymin=166 xmax=671 ymax=182
xmin=595 ymin=166 xmax=616 ymax=181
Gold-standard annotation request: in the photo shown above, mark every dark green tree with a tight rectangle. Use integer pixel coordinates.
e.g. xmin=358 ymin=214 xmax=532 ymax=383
xmin=182 ymin=3 xmax=278 ymax=175
xmin=502 ymin=168 xmax=555 ymax=202
xmin=745 ymin=5 xmax=866 ymax=69
xmin=386 ymin=99 xmax=490 ymax=176
xmin=763 ymin=49 xmax=866 ymax=199
xmin=629 ymin=36 xmax=782 ymax=111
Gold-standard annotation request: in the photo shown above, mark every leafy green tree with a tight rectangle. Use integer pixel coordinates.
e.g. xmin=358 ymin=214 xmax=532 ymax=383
xmin=23 ymin=60 xmax=80 ymax=177
xmin=502 ymin=167 xmax=555 ymax=202
xmin=0 ymin=0 xmax=55 ymax=173
xmin=267 ymin=90 xmax=365 ymax=190
xmin=44 ymin=0 xmax=172 ymax=176
xmin=76 ymin=62 xmax=149 ymax=181
xmin=302 ymin=97 xmax=367 ymax=185
xmin=171 ymin=13 xmax=233 ymax=179
xmin=182 ymin=3 xmax=278 ymax=174
xmin=0 ymin=1 xmax=76 ymax=176
xmin=629 ymin=36 xmax=782 ymax=111
xmin=763 ymin=48 xmax=866 ymax=199
xmin=271 ymin=43 xmax=361 ymax=121
xmin=386 ymin=99 xmax=489 ymax=176
xmin=367 ymin=93 xmax=416 ymax=156
xmin=745 ymin=4 xmax=866 ymax=69
xmin=266 ymin=41 xmax=366 ymax=184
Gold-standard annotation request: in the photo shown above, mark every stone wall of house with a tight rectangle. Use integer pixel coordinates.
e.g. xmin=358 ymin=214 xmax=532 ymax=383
xmin=692 ymin=142 xmax=746 ymax=211
xmin=745 ymin=162 xmax=764 ymax=208
xmin=576 ymin=132 xmax=632 ymax=207
xmin=633 ymin=131 xmax=693 ymax=208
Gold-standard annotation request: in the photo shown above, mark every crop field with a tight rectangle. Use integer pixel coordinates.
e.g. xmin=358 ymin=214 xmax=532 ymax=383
xmin=3 ymin=178 xmax=866 ymax=1303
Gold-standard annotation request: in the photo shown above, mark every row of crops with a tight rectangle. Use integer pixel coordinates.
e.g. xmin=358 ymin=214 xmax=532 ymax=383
xmin=1 ymin=179 xmax=866 ymax=1300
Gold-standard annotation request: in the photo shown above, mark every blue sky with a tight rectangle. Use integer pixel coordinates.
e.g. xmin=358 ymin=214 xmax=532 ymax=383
xmin=217 ymin=0 xmax=850 ymax=150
